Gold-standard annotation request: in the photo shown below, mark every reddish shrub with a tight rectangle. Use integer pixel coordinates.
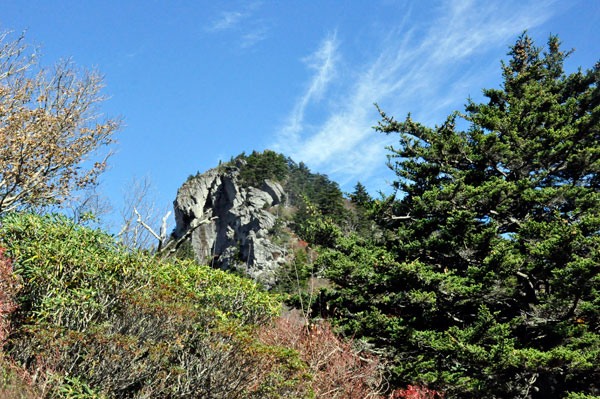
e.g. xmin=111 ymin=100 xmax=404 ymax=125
xmin=1 ymin=247 xmax=53 ymax=397
xmin=0 ymin=246 xmax=19 ymax=347
xmin=0 ymin=352 xmax=57 ymax=399
xmin=389 ymin=385 xmax=444 ymax=399
xmin=258 ymin=312 xmax=386 ymax=399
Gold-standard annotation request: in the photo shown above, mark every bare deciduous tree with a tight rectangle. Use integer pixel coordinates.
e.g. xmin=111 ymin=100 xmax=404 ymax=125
xmin=0 ymin=30 xmax=120 ymax=214
xmin=118 ymin=175 xmax=216 ymax=256
xmin=118 ymin=176 xmax=164 ymax=250
xmin=64 ymin=186 xmax=112 ymax=225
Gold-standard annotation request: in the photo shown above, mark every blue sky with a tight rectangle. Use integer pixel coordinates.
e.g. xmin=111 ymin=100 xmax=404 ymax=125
xmin=2 ymin=0 xmax=599 ymax=230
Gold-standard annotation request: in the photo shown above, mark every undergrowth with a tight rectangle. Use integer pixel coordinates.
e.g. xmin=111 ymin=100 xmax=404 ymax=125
xmin=0 ymin=213 xmax=290 ymax=398
xmin=0 ymin=213 xmax=430 ymax=398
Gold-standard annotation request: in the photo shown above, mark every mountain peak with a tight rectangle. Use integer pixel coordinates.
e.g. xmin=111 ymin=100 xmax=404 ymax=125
xmin=173 ymin=160 xmax=288 ymax=288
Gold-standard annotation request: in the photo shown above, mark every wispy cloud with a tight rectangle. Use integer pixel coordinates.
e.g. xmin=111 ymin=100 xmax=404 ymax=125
xmin=273 ymin=0 xmax=557 ymax=190
xmin=207 ymin=2 xmax=269 ymax=48
xmin=279 ymin=32 xmax=339 ymax=147
xmin=207 ymin=1 xmax=262 ymax=32
xmin=240 ymin=25 xmax=269 ymax=48
xmin=208 ymin=10 xmax=247 ymax=32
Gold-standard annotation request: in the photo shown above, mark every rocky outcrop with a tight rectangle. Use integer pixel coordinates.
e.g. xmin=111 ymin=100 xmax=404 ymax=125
xmin=172 ymin=162 xmax=288 ymax=288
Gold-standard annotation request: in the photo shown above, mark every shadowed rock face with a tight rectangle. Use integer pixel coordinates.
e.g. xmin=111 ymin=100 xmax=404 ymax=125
xmin=172 ymin=163 xmax=287 ymax=287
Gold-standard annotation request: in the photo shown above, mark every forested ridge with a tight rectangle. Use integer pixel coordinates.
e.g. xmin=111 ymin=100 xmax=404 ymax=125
xmin=1 ymin=30 xmax=599 ymax=399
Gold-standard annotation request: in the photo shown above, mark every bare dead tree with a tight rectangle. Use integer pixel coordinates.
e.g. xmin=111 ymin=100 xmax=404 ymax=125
xmin=117 ymin=175 xmax=216 ymax=256
xmin=117 ymin=176 xmax=165 ymax=250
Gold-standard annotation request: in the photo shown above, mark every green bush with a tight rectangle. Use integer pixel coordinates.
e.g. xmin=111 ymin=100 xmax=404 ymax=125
xmin=0 ymin=213 xmax=307 ymax=398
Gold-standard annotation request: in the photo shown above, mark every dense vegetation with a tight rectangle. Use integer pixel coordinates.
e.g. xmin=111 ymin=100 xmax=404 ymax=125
xmin=0 ymin=213 xmax=389 ymax=398
xmin=0 ymin=213 xmax=280 ymax=398
xmin=233 ymin=150 xmax=348 ymax=225
xmin=302 ymin=34 xmax=600 ymax=398
xmin=186 ymin=35 xmax=600 ymax=398
xmin=237 ymin=150 xmax=289 ymax=188
xmin=2 ymin=28 xmax=598 ymax=399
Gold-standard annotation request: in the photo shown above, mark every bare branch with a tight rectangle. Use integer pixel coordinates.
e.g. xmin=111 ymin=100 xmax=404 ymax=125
xmin=134 ymin=207 xmax=163 ymax=242
xmin=158 ymin=216 xmax=217 ymax=258
xmin=118 ymin=176 xmax=163 ymax=250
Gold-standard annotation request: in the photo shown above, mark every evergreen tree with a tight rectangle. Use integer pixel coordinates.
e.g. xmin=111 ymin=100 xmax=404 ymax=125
xmin=349 ymin=181 xmax=372 ymax=207
xmin=345 ymin=181 xmax=375 ymax=238
xmin=286 ymin=160 xmax=347 ymax=224
xmin=320 ymin=34 xmax=600 ymax=398
xmin=238 ymin=150 xmax=288 ymax=187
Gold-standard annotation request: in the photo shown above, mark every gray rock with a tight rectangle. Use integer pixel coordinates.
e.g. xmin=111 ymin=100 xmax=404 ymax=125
xmin=261 ymin=180 xmax=285 ymax=205
xmin=172 ymin=164 xmax=288 ymax=288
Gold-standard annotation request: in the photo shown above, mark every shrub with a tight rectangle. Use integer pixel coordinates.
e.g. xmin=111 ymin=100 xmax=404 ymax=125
xmin=2 ymin=213 xmax=420 ymax=398
xmin=0 ymin=355 xmax=41 ymax=399
xmin=0 ymin=213 xmax=303 ymax=398
xmin=0 ymin=246 xmax=19 ymax=347
xmin=389 ymin=385 xmax=444 ymax=399
xmin=258 ymin=312 xmax=387 ymax=399
xmin=1 ymin=247 xmax=52 ymax=398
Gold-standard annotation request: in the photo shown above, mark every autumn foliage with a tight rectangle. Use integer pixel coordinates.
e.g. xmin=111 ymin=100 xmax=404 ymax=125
xmin=258 ymin=312 xmax=387 ymax=399
xmin=0 ymin=246 xmax=18 ymax=347
xmin=1 ymin=247 xmax=51 ymax=398
xmin=0 ymin=31 xmax=120 ymax=214
xmin=1 ymin=213 xmax=418 ymax=398
xmin=389 ymin=385 xmax=444 ymax=399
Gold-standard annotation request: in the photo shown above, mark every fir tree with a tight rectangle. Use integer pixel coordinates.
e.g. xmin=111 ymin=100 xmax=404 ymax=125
xmin=320 ymin=34 xmax=600 ymax=398
xmin=349 ymin=181 xmax=372 ymax=207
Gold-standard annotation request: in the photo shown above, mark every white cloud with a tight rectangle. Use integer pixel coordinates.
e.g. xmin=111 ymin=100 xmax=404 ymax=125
xmin=278 ymin=32 xmax=339 ymax=147
xmin=208 ymin=10 xmax=246 ymax=32
xmin=240 ymin=25 xmax=269 ymax=48
xmin=273 ymin=0 xmax=557 ymax=190
xmin=207 ymin=2 xmax=269 ymax=48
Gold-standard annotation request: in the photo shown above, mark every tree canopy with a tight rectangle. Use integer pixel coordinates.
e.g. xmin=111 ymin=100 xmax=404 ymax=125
xmin=316 ymin=34 xmax=600 ymax=398
xmin=237 ymin=150 xmax=289 ymax=187
xmin=0 ymin=31 xmax=120 ymax=214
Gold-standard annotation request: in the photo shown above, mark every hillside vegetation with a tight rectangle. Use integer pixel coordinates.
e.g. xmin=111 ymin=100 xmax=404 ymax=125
xmin=1 ymin=29 xmax=599 ymax=399
xmin=233 ymin=150 xmax=348 ymax=224
xmin=0 ymin=213 xmax=393 ymax=398
xmin=1 ymin=213 xmax=277 ymax=397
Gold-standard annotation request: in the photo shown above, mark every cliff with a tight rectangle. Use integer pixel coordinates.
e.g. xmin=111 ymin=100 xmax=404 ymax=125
xmin=172 ymin=160 xmax=289 ymax=288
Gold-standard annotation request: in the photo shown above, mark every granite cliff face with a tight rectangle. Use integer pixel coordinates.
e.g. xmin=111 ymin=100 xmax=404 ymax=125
xmin=172 ymin=161 xmax=288 ymax=287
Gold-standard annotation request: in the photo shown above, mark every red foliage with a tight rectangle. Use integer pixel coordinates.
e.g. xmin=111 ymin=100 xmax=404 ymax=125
xmin=291 ymin=238 xmax=310 ymax=252
xmin=0 ymin=246 xmax=19 ymax=347
xmin=1 ymin=247 xmax=53 ymax=397
xmin=0 ymin=352 xmax=57 ymax=398
xmin=258 ymin=312 xmax=386 ymax=398
xmin=389 ymin=385 xmax=444 ymax=399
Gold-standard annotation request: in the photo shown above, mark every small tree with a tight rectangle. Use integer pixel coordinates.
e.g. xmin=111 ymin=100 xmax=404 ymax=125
xmin=0 ymin=30 xmax=120 ymax=214
xmin=349 ymin=181 xmax=372 ymax=207
xmin=117 ymin=175 xmax=165 ymax=250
